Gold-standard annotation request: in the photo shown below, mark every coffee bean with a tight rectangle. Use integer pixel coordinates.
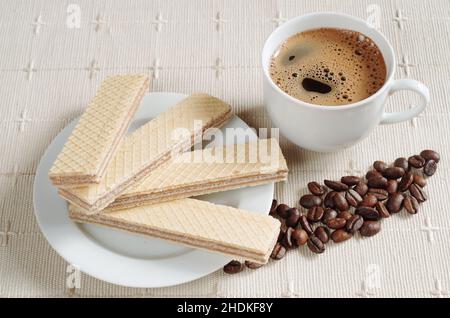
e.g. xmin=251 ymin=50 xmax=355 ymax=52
xmin=367 ymin=175 xmax=388 ymax=189
xmin=360 ymin=193 xmax=378 ymax=207
xmin=270 ymin=243 xmax=287 ymax=260
xmin=333 ymin=192 xmax=349 ymax=211
xmin=324 ymin=191 xmax=337 ymax=208
xmin=281 ymin=227 xmax=294 ymax=249
xmin=382 ymin=167 xmax=405 ymax=179
xmin=307 ymin=236 xmax=325 ymax=254
xmin=341 ymin=176 xmax=361 ymax=186
xmin=322 ymin=208 xmax=338 ymax=223
xmin=307 ymin=206 xmax=324 ymax=223
xmin=299 ymin=194 xmax=322 ymax=209
xmin=373 ymin=160 xmax=388 ymax=172
xmin=423 ymin=159 xmax=437 ymax=176
xmin=413 ymin=174 xmax=427 ymax=187
xmin=394 ymin=157 xmax=409 ymax=170
xmin=386 ymin=192 xmax=404 ymax=213
xmin=366 ymin=170 xmax=381 ymax=180
xmin=285 ymin=208 xmax=300 ymax=227
xmin=403 ymin=194 xmax=419 ymax=214
xmin=314 ymin=226 xmax=330 ymax=244
xmin=292 ymin=228 xmax=308 ymax=246
xmin=346 ymin=189 xmax=363 ymax=207
xmin=337 ymin=210 xmax=353 ymax=221
xmin=298 ymin=215 xmax=313 ymax=235
xmin=270 ymin=199 xmax=278 ymax=214
xmin=375 ymin=201 xmax=390 ymax=218
xmin=368 ymin=188 xmax=389 ymax=201
xmin=324 ymin=179 xmax=349 ymax=191
xmin=398 ymin=171 xmax=414 ymax=192
xmin=346 ymin=214 xmax=364 ymax=233
xmin=354 ymin=182 xmax=369 ymax=197
xmin=308 ymin=181 xmax=325 ymax=196
xmin=326 ymin=217 xmax=347 ymax=229
xmin=331 ymin=229 xmax=353 ymax=243
xmin=408 ymin=155 xmax=426 ymax=168
xmin=420 ymin=150 xmax=440 ymax=163
xmin=355 ymin=206 xmax=379 ymax=220
xmin=245 ymin=261 xmax=263 ymax=269
xmin=276 ymin=203 xmax=290 ymax=218
xmin=359 ymin=220 xmax=381 ymax=237
xmin=386 ymin=179 xmax=398 ymax=194
xmin=409 ymin=183 xmax=427 ymax=203
xmin=224 ymin=260 xmax=244 ymax=274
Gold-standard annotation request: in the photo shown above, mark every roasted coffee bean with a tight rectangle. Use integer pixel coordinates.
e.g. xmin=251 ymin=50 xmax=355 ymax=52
xmin=423 ymin=160 xmax=437 ymax=176
xmin=307 ymin=236 xmax=325 ymax=254
xmin=298 ymin=215 xmax=313 ymax=235
xmin=281 ymin=227 xmax=294 ymax=249
xmin=382 ymin=166 xmax=405 ymax=179
xmin=373 ymin=160 xmax=388 ymax=172
xmin=420 ymin=150 xmax=440 ymax=163
xmin=224 ymin=260 xmax=244 ymax=274
xmin=299 ymin=194 xmax=322 ymax=209
xmin=409 ymin=183 xmax=427 ymax=203
xmin=360 ymin=193 xmax=378 ymax=207
xmin=285 ymin=208 xmax=300 ymax=227
xmin=245 ymin=261 xmax=263 ymax=269
xmin=270 ymin=199 xmax=278 ymax=214
xmin=346 ymin=189 xmax=363 ymax=207
xmin=366 ymin=170 xmax=381 ymax=180
xmin=324 ymin=191 xmax=337 ymax=208
xmin=375 ymin=201 xmax=390 ymax=218
xmin=354 ymin=182 xmax=369 ymax=197
xmin=337 ymin=210 xmax=353 ymax=221
xmin=308 ymin=181 xmax=325 ymax=196
xmin=307 ymin=206 xmax=324 ymax=223
xmin=331 ymin=229 xmax=353 ymax=243
xmin=322 ymin=208 xmax=338 ymax=223
xmin=398 ymin=171 xmax=414 ymax=192
xmin=324 ymin=179 xmax=349 ymax=191
xmin=314 ymin=226 xmax=330 ymax=244
xmin=346 ymin=214 xmax=364 ymax=233
xmin=386 ymin=192 xmax=404 ymax=213
xmin=367 ymin=175 xmax=388 ymax=189
xmin=276 ymin=203 xmax=290 ymax=218
xmin=413 ymin=174 xmax=427 ymax=187
xmin=408 ymin=155 xmax=426 ymax=168
xmin=359 ymin=220 xmax=381 ymax=237
xmin=355 ymin=206 xmax=379 ymax=220
xmin=333 ymin=192 xmax=349 ymax=211
xmin=394 ymin=157 xmax=409 ymax=170
xmin=270 ymin=243 xmax=286 ymax=260
xmin=386 ymin=179 xmax=398 ymax=194
xmin=326 ymin=217 xmax=347 ymax=229
xmin=292 ymin=228 xmax=308 ymax=246
xmin=341 ymin=176 xmax=361 ymax=186
xmin=403 ymin=194 xmax=419 ymax=214
xmin=368 ymin=188 xmax=389 ymax=201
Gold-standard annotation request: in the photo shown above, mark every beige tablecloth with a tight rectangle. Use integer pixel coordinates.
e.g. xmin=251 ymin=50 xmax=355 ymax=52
xmin=0 ymin=0 xmax=449 ymax=297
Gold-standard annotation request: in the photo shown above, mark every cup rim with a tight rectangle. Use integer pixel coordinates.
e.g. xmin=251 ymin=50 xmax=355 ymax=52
xmin=261 ymin=12 xmax=396 ymax=110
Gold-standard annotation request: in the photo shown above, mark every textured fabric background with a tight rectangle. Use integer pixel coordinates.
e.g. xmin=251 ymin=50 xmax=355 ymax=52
xmin=0 ymin=0 xmax=449 ymax=297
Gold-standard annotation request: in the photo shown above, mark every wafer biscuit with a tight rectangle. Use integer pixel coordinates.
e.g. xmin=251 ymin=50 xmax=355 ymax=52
xmin=105 ymin=138 xmax=287 ymax=211
xmin=69 ymin=198 xmax=280 ymax=264
xmin=59 ymin=94 xmax=232 ymax=214
xmin=49 ymin=74 xmax=150 ymax=186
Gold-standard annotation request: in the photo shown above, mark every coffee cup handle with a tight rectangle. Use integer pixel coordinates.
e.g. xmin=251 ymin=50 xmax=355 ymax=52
xmin=380 ymin=79 xmax=430 ymax=124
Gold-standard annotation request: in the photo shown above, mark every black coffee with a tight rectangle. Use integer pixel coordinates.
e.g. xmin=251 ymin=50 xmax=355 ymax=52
xmin=269 ymin=28 xmax=387 ymax=106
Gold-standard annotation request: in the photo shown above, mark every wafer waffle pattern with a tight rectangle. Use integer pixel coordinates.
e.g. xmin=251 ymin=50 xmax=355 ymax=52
xmin=69 ymin=199 xmax=280 ymax=263
xmin=49 ymin=74 xmax=149 ymax=186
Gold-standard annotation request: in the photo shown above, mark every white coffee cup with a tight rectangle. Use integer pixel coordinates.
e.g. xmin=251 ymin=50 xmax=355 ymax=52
xmin=262 ymin=12 xmax=429 ymax=152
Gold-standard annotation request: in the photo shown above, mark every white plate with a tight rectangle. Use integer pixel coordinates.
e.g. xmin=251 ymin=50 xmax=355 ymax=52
xmin=33 ymin=92 xmax=274 ymax=288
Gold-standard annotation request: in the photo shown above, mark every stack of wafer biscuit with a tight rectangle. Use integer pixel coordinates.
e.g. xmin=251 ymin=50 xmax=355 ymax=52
xmin=50 ymin=74 xmax=288 ymax=264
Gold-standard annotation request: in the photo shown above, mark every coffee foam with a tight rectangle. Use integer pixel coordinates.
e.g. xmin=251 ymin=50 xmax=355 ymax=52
xmin=269 ymin=28 xmax=387 ymax=106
